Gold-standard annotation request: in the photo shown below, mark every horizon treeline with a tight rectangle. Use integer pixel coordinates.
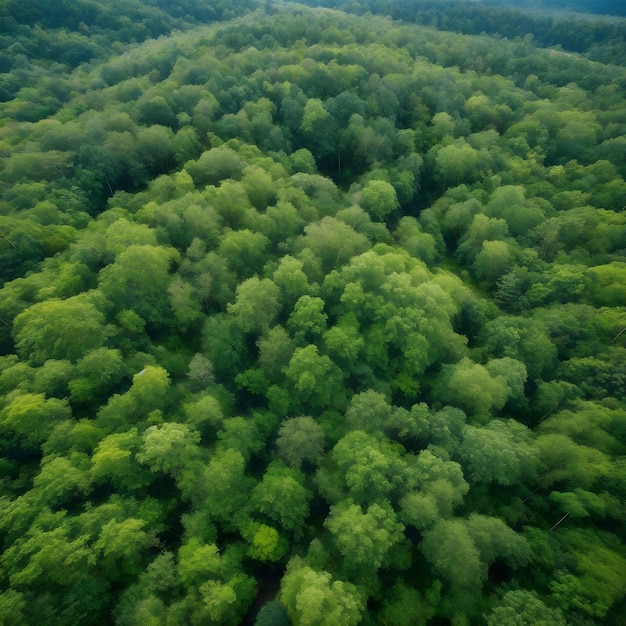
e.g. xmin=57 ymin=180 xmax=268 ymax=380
xmin=0 ymin=2 xmax=625 ymax=625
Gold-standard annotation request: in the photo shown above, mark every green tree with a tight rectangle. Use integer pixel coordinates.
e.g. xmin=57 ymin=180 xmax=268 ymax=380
xmin=33 ymin=456 xmax=91 ymax=508
xmin=13 ymin=298 xmax=107 ymax=365
xmin=69 ymin=347 xmax=126 ymax=405
xmin=192 ymin=449 xmax=252 ymax=528
xmin=272 ymin=255 xmax=311 ymax=305
xmin=325 ymin=500 xmax=404 ymax=572
xmin=94 ymin=517 xmax=156 ymax=581
xmin=218 ymin=229 xmax=269 ymax=279
xmin=99 ymin=244 xmax=174 ymax=326
xmin=434 ymin=140 xmax=479 ymax=186
xmin=228 ymin=276 xmax=281 ymax=334
xmin=255 ymin=601 xmax=290 ymax=626
xmin=276 ymin=416 xmax=325 ymax=470
xmin=433 ymin=358 xmax=509 ymax=418
xmin=459 ymin=420 xmax=537 ymax=486
xmin=318 ymin=430 xmax=407 ymax=505
xmin=90 ymin=429 xmax=151 ymax=491
xmin=421 ymin=519 xmax=485 ymax=588
xmin=472 ymin=240 xmax=515 ymax=284
xmin=0 ymin=393 xmax=71 ymax=449
xmin=287 ymin=295 xmax=328 ymax=342
xmin=280 ymin=557 xmax=365 ymax=626
xmin=186 ymin=353 xmax=215 ymax=391
xmin=137 ymin=422 xmax=201 ymax=479
xmin=359 ymin=180 xmax=399 ymax=221
xmin=399 ymin=450 xmax=469 ymax=529
xmin=297 ymin=217 xmax=369 ymax=274
xmin=251 ymin=463 xmax=312 ymax=534
xmin=284 ymin=344 xmax=344 ymax=410
xmin=257 ymin=325 xmax=296 ymax=382
xmin=486 ymin=590 xmax=566 ymax=626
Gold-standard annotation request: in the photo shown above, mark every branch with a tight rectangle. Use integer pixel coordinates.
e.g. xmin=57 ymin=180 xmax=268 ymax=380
xmin=611 ymin=327 xmax=626 ymax=343
xmin=550 ymin=512 xmax=569 ymax=531
xmin=0 ymin=234 xmax=17 ymax=250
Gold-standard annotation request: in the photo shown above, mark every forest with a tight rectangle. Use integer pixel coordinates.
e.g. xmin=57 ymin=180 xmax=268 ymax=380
xmin=0 ymin=0 xmax=625 ymax=624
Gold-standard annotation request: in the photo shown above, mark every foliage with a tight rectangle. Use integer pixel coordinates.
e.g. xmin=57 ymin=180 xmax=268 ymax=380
xmin=0 ymin=1 xmax=624 ymax=624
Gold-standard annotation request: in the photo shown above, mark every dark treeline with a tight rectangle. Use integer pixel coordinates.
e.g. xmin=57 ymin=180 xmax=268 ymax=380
xmin=298 ymin=0 xmax=626 ymax=65
xmin=0 ymin=2 xmax=625 ymax=625
xmin=0 ymin=0 xmax=259 ymax=102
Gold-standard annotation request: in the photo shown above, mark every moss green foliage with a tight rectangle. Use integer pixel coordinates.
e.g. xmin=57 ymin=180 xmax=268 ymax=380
xmin=0 ymin=1 xmax=625 ymax=624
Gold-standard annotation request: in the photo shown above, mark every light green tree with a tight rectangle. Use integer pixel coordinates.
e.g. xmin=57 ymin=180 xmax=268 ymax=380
xmin=325 ymin=500 xmax=404 ymax=571
xmin=360 ymin=180 xmax=399 ymax=221
xmin=13 ymin=298 xmax=106 ymax=365
xmin=228 ymin=277 xmax=281 ymax=334
xmin=280 ymin=557 xmax=365 ymax=626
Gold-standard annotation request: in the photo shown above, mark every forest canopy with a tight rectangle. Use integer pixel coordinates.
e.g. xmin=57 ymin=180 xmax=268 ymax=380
xmin=0 ymin=1 xmax=625 ymax=624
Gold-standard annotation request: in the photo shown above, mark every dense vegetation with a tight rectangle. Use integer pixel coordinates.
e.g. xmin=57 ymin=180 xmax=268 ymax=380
xmin=0 ymin=1 xmax=625 ymax=624
xmin=299 ymin=0 xmax=626 ymax=64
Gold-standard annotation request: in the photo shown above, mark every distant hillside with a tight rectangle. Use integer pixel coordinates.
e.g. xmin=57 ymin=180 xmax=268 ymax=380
xmin=486 ymin=0 xmax=626 ymax=18
xmin=299 ymin=0 xmax=626 ymax=64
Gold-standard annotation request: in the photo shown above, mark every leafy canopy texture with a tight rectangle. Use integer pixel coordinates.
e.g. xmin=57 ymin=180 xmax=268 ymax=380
xmin=0 ymin=1 xmax=625 ymax=624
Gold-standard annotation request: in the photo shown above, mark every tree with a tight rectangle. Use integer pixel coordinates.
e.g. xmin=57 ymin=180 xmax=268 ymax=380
xmin=257 ymin=325 xmax=296 ymax=382
xmin=345 ymin=389 xmax=393 ymax=433
xmin=33 ymin=456 xmax=91 ymax=508
xmin=99 ymin=244 xmax=174 ymax=327
xmin=297 ymin=217 xmax=369 ymax=274
xmin=182 ymin=392 xmax=224 ymax=441
xmin=280 ymin=557 xmax=365 ymax=626
xmin=324 ymin=500 xmax=404 ymax=572
xmin=549 ymin=531 xmax=626 ymax=620
xmin=241 ymin=521 xmax=288 ymax=562
xmin=242 ymin=165 xmax=277 ymax=210
xmin=94 ymin=517 xmax=156 ymax=581
xmin=90 ymin=429 xmax=151 ymax=491
xmin=13 ymin=298 xmax=106 ymax=365
xmin=287 ymin=295 xmax=328 ymax=342
xmin=359 ymin=180 xmax=399 ymax=221
xmin=218 ymin=229 xmax=269 ymax=278
xmin=400 ymin=450 xmax=469 ymax=529
xmin=192 ymin=449 xmax=252 ymax=527
xmin=273 ymin=255 xmax=311 ymax=305
xmin=227 ymin=276 xmax=281 ymax=334
xmin=168 ymin=276 xmax=203 ymax=331
xmin=177 ymin=538 xmax=224 ymax=588
xmin=284 ymin=344 xmax=344 ymax=410
xmin=421 ymin=519 xmax=485 ymax=588
xmin=456 ymin=214 xmax=509 ymax=265
xmin=486 ymin=590 xmax=566 ymax=626
xmin=377 ymin=581 xmax=441 ymax=626
xmin=69 ymin=347 xmax=126 ymax=405
xmin=465 ymin=514 xmax=530 ymax=568
xmin=136 ymin=422 xmax=201 ymax=478
xmin=104 ymin=218 xmax=158 ymax=256
xmin=0 ymin=393 xmax=71 ymax=449
xmin=322 ymin=318 xmax=364 ymax=366
xmin=433 ymin=357 xmax=509 ymax=418
xmin=276 ymin=416 xmax=325 ymax=470
xmin=485 ymin=357 xmax=528 ymax=409
xmin=186 ymin=353 xmax=215 ymax=391
xmin=96 ymin=365 xmax=171 ymax=430
xmin=472 ymin=240 xmax=515 ymax=284
xmin=485 ymin=185 xmax=544 ymax=237
xmin=459 ymin=420 xmax=537 ymax=486
xmin=255 ymin=601 xmax=290 ymax=626
xmin=251 ymin=463 xmax=312 ymax=534
xmin=318 ymin=430 xmax=407 ymax=505
xmin=217 ymin=417 xmax=265 ymax=462
xmin=434 ymin=140 xmax=479 ymax=186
